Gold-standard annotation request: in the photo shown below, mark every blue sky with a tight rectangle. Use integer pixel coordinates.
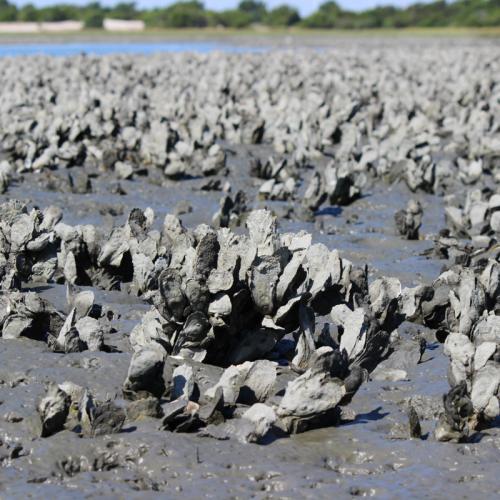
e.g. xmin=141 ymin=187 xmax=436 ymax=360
xmin=12 ymin=1 xmax=429 ymax=16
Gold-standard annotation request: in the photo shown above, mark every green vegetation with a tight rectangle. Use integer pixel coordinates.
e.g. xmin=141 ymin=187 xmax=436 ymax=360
xmin=0 ymin=0 xmax=17 ymax=21
xmin=144 ymin=2 xmax=211 ymax=28
xmin=0 ymin=1 xmax=499 ymax=29
xmin=266 ymin=6 xmax=301 ymax=27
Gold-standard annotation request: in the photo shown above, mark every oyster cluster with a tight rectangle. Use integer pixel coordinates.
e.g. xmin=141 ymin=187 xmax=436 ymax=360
xmin=446 ymin=189 xmax=500 ymax=243
xmin=122 ymin=207 xmax=418 ymax=438
xmin=0 ymin=198 xmax=422 ymax=441
xmin=430 ymin=264 xmax=499 ymax=441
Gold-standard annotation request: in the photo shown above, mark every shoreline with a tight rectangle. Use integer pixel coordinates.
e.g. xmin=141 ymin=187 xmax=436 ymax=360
xmin=0 ymin=26 xmax=499 ymax=45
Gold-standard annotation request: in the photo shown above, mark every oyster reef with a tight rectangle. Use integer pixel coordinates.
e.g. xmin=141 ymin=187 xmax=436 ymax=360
xmin=0 ymin=39 xmax=498 ymax=497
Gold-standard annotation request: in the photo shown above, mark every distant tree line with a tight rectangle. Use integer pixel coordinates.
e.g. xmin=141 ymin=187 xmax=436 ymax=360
xmin=0 ymin=1 xmax=499 ymax=29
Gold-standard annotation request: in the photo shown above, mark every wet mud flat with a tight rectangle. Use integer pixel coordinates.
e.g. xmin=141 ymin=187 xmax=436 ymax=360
xmin=0 ymin=40 xmax=499 ymax=498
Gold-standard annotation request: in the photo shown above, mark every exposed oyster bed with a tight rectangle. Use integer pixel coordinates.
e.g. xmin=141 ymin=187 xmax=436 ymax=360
xmin=0 ymin=41 xmax=498 ymax=498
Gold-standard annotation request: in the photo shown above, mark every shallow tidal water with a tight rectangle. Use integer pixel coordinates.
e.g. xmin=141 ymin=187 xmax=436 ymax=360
xmin=0 ymin=41 xmax=265 ymax=57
